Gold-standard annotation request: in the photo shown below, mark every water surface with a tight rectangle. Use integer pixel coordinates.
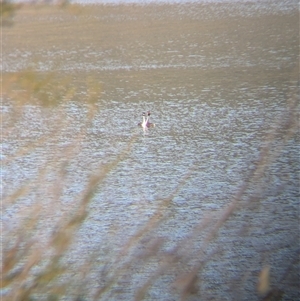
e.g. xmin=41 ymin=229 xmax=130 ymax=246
xmin=2 ymin=1 xmax=299 ymax=300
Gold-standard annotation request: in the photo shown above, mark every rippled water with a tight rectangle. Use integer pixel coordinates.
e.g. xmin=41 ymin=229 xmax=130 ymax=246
xmin=2 ymin=1 xmax=299 ymax=300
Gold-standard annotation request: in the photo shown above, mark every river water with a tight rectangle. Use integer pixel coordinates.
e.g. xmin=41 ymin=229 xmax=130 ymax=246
xmin=2 ymin=1 xmax=299 ymax=300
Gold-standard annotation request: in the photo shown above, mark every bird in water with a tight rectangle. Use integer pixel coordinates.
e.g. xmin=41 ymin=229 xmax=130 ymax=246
xmin=146 ymin=111 xmax=155 ymax=128
xmin=138 ymin=111 xmax=155 ymax=131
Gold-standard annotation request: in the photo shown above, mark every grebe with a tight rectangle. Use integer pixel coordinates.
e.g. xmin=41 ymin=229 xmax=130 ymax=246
xmin=138 ymin=111 xmax=155 ymax=130
xmin=138 ymin=112 xmax=147 ymax=128
xmin=146 ymin=111 xmax=155 ymax=128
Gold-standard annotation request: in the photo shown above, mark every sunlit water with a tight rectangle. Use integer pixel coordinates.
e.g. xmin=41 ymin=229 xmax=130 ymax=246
xmin=2 ymin=1 xmax=299 ymax=300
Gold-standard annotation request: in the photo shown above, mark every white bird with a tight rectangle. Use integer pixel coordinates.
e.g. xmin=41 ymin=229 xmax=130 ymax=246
xmin=138 ymin=111 xmax=155 ymax=133
xmin=138 ymin=111 xmax=155 ymax=131
xmin=146 ymin=111 xmax=155 ymax=128
xmin=138 ymin=112 xmax=147 ymax=129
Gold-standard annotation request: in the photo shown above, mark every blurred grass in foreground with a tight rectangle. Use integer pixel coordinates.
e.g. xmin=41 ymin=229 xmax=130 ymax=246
xmin=2 ymin=3 xmax=299 ymax=301
xmin=1 ymin=0 xmax=22 ymax=26
xmin=2 ymin=68 xmax=108 ymax=300
xmin=2 ymin=67 xmax=299 ymax=301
